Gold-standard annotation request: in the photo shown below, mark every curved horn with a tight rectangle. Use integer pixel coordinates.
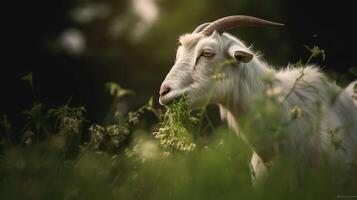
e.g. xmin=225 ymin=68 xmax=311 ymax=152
xmin=201 ymin=15 xmax=284 ymax=36
xmin=192 ymin=22 xmax=211 ymax=33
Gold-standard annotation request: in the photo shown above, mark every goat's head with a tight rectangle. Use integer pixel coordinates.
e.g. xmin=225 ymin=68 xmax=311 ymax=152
xmin=159 ymin=15 xmax=283 ymax=108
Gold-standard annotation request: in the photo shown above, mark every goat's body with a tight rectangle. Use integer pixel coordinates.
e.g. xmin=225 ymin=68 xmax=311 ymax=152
xmin=219 ymin=59 xmax=357 ymax=179
xmin=277 ymin=66 xmax=357 ymax=161
xmin=159 ymin=17 xmax=357 ymax=182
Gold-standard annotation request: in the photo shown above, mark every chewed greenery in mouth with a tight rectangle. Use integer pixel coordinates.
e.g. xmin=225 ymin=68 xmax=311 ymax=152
xmin=153 ymin=95 xmax=198 ymax=152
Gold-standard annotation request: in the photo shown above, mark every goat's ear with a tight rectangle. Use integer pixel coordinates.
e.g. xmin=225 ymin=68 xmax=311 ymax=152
xmin=228 ymin=45 xmax=253 ymax=63
xmin=234 ymin=50 xmax=253 ymax=63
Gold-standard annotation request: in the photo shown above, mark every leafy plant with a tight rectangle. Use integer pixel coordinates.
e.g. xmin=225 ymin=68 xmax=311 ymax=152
xmin=105 ymin=82 xmax=135 ymax=99
xmin=1 ymin=45 xmax=357 ymax=200
xmin=153 ymin=96 xmax=198 ymax=153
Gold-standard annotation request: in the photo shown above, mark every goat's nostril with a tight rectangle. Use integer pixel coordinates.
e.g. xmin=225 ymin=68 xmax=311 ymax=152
xmin=160 ymin=85 xmax=171 ymax=96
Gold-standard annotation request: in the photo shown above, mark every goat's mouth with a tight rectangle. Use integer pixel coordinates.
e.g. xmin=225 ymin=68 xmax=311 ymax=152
xmin=159 ymin=91 xmax=184 ymax=106
xmin=159 ymin=95 xmax=182 ymax=106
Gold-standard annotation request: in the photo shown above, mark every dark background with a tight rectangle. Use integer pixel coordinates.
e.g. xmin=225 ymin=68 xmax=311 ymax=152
xmin=2 ymin=0 xmax=356 ymax=125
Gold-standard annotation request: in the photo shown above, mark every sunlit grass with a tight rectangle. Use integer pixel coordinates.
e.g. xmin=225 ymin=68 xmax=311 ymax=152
xmin=0 ymin=46 xmax=357 ymax=199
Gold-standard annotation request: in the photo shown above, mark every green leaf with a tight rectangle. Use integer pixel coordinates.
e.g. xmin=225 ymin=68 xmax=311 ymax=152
xmin=304 ymin=45 xmax=326 ymax=63
xmin=105 ymin=82 xmax=135 ymax=99
xmin=21 ymin=72 xmax=36 ymax=98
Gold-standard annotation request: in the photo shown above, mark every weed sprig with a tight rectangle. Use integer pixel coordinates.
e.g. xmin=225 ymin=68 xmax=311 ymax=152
xmin=153 ymin=96 xmax=197 ymax=153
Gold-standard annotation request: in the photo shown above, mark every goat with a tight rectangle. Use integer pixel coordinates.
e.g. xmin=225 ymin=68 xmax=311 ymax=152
xmin=158 ymin=15 xmax=357 ymax=181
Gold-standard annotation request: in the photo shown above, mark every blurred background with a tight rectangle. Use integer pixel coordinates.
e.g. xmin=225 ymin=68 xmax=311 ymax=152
xmin=2 ymin=0 xmax=356 ymax=124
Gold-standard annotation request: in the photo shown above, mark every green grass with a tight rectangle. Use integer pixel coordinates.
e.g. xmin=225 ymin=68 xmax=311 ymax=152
xmin=0 ymin=92 xmax=356 ymax=200
xmin=0 ymin=46 xmax=357 ymax=199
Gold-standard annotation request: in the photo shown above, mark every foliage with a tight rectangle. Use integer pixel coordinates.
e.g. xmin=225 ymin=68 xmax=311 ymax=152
xmin=1 ymin=46 xmax=357 ymax=199
xmin=1 ymin=82 xmax=356 ymax=200
xmin=304 ymin=45 xmax=326 ymax=63
xmin=153 ymin=96 xmax=197 ymax=153
xmin=105 ymin=82 xmax=135 ymax=99
xmin=21 ymin=73 xmax=36 ymax=98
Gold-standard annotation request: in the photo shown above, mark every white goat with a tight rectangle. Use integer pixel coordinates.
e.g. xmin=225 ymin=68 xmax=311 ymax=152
xmin=159 ymin=15 xmax=357 ymax=180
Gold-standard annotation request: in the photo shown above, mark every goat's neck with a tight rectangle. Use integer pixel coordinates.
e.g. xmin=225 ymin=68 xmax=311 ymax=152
xmin=221 ymin=58 xmax=274 ymax=119
xmin=218 ymin=58 xmax=277 ymax=162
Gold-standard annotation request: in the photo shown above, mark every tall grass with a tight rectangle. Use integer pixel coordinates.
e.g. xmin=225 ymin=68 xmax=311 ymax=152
xmin=0 ymin=46 xmax=356 ymax=199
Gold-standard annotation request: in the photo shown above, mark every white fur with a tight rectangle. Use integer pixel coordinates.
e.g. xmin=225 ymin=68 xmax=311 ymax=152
xmin=345 ymin=80 xmax=357 ymax=106
xmin=160 ymin=31 xmax=357 ymax=180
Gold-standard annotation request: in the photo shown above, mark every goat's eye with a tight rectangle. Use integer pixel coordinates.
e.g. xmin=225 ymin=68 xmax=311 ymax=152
xmin=202 ymin=49 xmax=215 ymax=57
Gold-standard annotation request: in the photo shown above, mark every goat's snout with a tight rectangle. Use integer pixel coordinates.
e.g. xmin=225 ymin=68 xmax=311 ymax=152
xmin=160 ymin=85 xmax=171 ymax=97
